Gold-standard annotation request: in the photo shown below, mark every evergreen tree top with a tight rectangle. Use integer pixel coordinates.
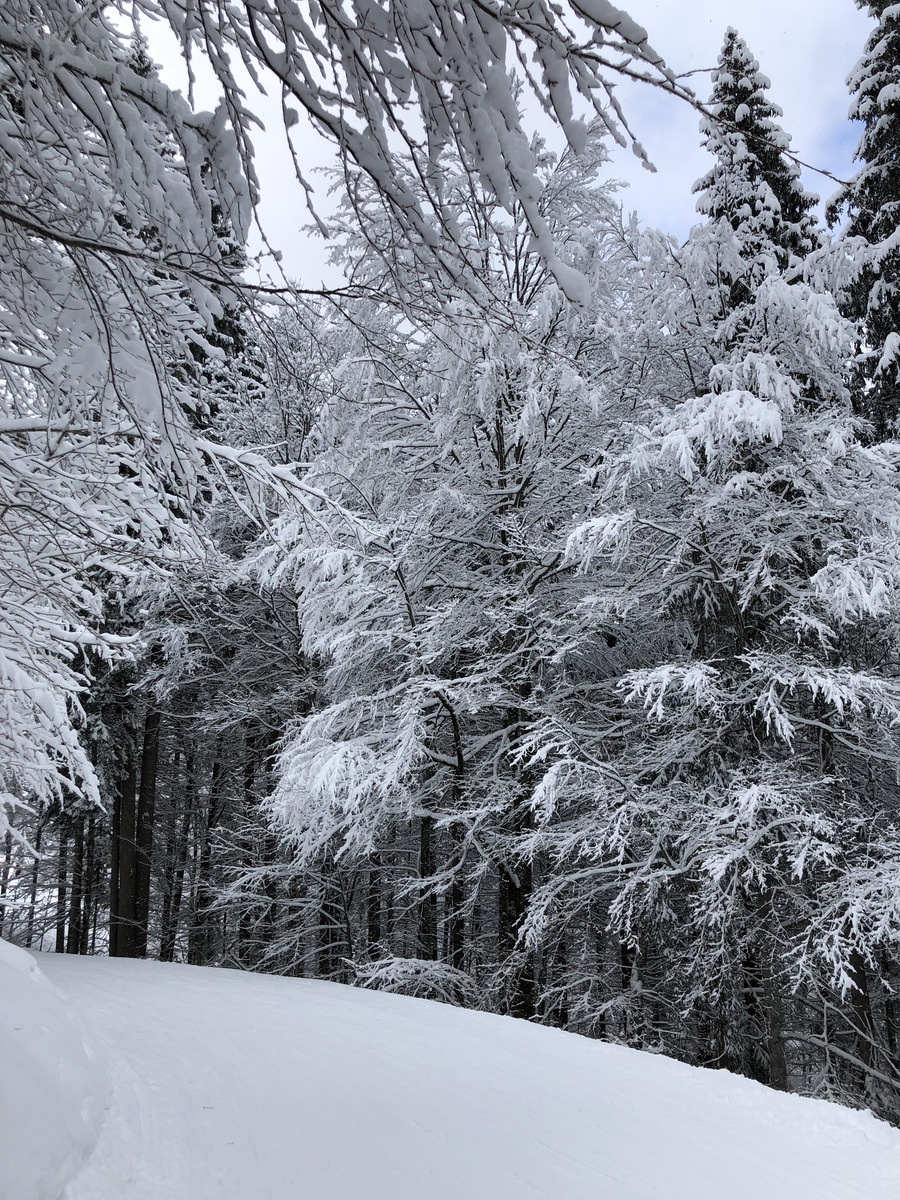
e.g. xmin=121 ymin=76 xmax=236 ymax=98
xmin=831 ymin=1 xmax=900 ymax=245
xmin=826 ymin=2 xmax=900 ymax=439
xmin=693 ymin=28 xmax=820 ymax=267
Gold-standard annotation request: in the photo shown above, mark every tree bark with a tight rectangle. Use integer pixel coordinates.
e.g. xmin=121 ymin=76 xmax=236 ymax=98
xmin=847 ymin=946 xmax=877 ymax=1094
xmin=66 ymin=815 xmax=85 ymax=955
xmin=498 ymin=854 xmax=534 ymax=1018
xmin=238 ymin=732 xmax=258 ymax=965
xmin=81 ymin=813 xmax=97 ymax=956
xmin=189 ymin=758 xmax=222 ymax=966
xmin=367 ymin=855 xmax=381 ymax=958
xmin=110 ymin=761 xmax=138 ymax=957
xmin=55 ymin=819 xmax=69 ymax=954
xmin=446 ymin=874 xmax=465 ymax=970
xmin=763 ymin=972 xmax=788 ymax=1090
xmin=25 ymin=821 xmax=43 ymax=950
xmin=0 ymin=830 xmax=11 ymax=940
xmin=160 ymin=747 xmax=196 ymax=963
xmin=417 ymin=815 xmax=437 ymax=961
xmin=134 ymin=706 xmax=161 ymax=957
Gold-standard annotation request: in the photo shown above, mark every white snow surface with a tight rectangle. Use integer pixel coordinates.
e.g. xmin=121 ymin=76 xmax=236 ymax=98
xmin=3 ymin=947 xmax=900 ymax=1200
xmin=0 ymin=940 xmax=105 ymax=1200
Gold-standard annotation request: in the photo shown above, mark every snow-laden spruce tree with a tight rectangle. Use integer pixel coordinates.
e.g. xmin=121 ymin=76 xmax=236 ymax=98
xmin=828 ymin=0 xmax=900 ymax=438
xmin=533 ymin=41 xmax=900 ymax=1108
xmin=693 ymin=29 xmax=820 ymax=279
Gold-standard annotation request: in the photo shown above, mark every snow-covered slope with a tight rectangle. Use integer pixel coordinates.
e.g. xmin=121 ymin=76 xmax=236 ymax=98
xmin=0 ymin=941 xmax=105 ymax=1200
xmin=3 ymin=949 xmax=900 ymax=1200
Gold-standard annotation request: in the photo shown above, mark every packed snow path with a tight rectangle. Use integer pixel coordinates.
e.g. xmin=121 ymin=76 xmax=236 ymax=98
xmin=7 ymin=949 xmax=900 ymax=1200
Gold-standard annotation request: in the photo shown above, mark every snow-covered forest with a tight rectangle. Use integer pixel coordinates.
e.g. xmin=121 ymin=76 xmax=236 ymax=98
xmin=5 ymin=0 xmax=900 ymax=1130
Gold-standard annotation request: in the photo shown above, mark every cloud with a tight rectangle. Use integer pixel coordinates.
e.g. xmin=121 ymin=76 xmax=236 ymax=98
xmin=147 ymin=0 xmax=877 ymax=279
xmin=606 ymin=0 xmax=873 ymax=239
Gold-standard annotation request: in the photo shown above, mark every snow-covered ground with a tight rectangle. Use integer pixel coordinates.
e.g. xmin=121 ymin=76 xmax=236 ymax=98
xmin=0 ymin=941 xmax=105 ymax=1200
xmin=3 ymin=943 xmax=900 ymax=1200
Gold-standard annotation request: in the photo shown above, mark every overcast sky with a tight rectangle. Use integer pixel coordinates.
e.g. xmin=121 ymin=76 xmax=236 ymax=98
xmin=605 ymin=0 xmax=873 ymax=239
xmin=151 ymin=0 xmax=877 ymax=286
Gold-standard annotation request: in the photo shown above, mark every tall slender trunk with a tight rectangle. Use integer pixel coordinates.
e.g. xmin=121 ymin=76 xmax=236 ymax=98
xmin=109 ymin=782 xmax=120 ymax=958
xmin=881 ymin=949 xmax=898 ymax=1059
xmin=80 ymin=814 xmax=96 ymax=956
xmin=55 ymin=819 xmax=69 ymax=954
xmin=847 ymin=947 xmax=877 ymax=1093
xmin=763 ymin=972 xmax=788 ymax=1090
xmin=134 ymin=706 xmax=161 ymax=958
xmin=417 ymin=815 xmax=437 ymax=961
xmin=260 ymin=730 xmax=281 ymax=956
xmin=446 ymin=866 xmax=465 ymax=971
xmin=160 ymin=748 xmax=195 ymax=963
xmin=261 ymin=829 xmax=279 ymax=953
xmin=238 ymin=732 xmax=258 ymax=965
xmin=0 ymin=830 xmax=12 ymax=940
xmin=111 ymin=761 xmax=138 ymax=958
xmin=550 ymin=935 xmax=569 ymax=1028
xmin=25 ymin=822 xmax=43 ymax=949
xmin=189 ymin=758 xmax=221 ymax=966
xmin=155 ymin=739 xmax=180 ymax=960
xmin=498 ymin=839 xmax=534 ymax=1018
xmin=367 ymin=855 xmax=381 ymax=958
xmin=741 ymin=891 xmax=788 ymax=1090
xmin=66 ymin=815 xmax=85 ymax=954
xmin=619 ymin=939 xmax=637 ymax=1041
xmin=758 ymin=891 xmax=788 ymax=1091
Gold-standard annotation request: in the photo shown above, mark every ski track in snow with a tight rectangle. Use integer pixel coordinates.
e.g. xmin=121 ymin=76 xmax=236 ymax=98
xmin=6 ymin=951 xmax=900 ymax=1199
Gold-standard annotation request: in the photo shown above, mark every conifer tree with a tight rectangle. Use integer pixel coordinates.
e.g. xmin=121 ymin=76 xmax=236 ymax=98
xmin=540 ymin=36 xmax=900 ymax=1108
xmin=693 ymin=28 xmax=820 ymax=285
xmin=829 ymin=1 xmax=900 ymax=437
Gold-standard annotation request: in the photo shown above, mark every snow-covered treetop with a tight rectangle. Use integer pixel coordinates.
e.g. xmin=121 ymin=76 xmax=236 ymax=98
xmin=831 ymin=0 xmax=900 ymax=245
xmin=148 ymin=0 xmax=687 ymax=302
xmin=826 ymin=1 xmax=900 ymax=436
xmin=693 ymin=28 xmax=819 ymax=269
xmin=0 ymin=1 xmax=250 ymax=282
xmin=0 ymin=0 xmax=693 ymax=307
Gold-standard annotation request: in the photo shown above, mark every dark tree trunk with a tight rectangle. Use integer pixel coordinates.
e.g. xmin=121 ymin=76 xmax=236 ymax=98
xmin=261 ymin=829 xmax=279 ymax=951
xmin=111 ymin=761 xmax=138 ymax=958
xmin=66 ymin=815 xmax=85 ymax=955
xmin=881 ymin=949 xmax=898 ymax=1058
xmin=109 ymin=785 xmax=120 ymax=958
xmin=498 ymin=855 xmax=534 ymax=1018
xmin=417 ymin=815 xmax=438 ymax=961
xmin=619 ymin=939 xmax=636 ymax=1040
xmin=238 ymin=732 xmax=259 ymax=965
xmin=261 ymin=732 xmax=281 ymax=954
xmin=134 ymin=706 xmax=161 ymax=958
xmin=847 ymin=947 xmax=877 ymax=1093
xmin=763 ymin=971 xmax=788 ymax=1090
xmin=81 ymin=814 xmax=97 ymax=956
xmin=25 ymin=821 xmax=43 ymax=949
xmin=446 ymin=874 xmax=465 ymax=970
xmin=189 ymin=758 xmax=222 ymax=966
xmin=159 ymin=748 xmax=196 ymax=963
xmin=55 ymin=819 xmax=69 ymax=954
xmin=0 ymin=830 xmax=11 ymax=940
xmin=367 ymin=855 xmax=381 ymax=957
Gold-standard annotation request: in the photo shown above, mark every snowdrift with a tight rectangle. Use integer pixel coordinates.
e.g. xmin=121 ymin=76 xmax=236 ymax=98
xmin=0 ymin=940 xmax=105 ymax=1200
xmin=3 ymin=948 xmax=900 ymax=1199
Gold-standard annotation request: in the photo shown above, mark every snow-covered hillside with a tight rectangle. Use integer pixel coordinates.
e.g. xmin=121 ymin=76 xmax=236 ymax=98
xmin=3 ymin=944 xmax=900 ymax=1200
